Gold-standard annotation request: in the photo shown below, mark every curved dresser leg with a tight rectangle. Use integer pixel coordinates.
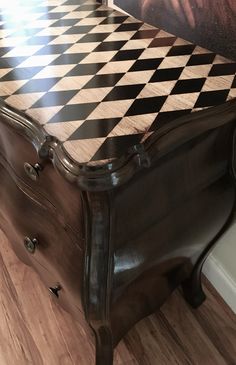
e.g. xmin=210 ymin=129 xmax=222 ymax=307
xmin=182 ymin=204 xmax=236 ymax=308
xmin=82 ymin=191 xmax=115 ymax=365
xmin=94 ymin=326 xmax=113 ymax=365
xmin=182 ymin=262 xmax=206 ymax=308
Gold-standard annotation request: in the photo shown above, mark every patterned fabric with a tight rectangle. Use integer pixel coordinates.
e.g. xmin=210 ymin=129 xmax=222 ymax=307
xmin=0 ymin=0 xmax=235 ymax=164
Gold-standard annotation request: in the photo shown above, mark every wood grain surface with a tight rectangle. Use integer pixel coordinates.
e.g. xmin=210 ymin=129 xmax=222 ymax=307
xmin=0 ymin=229 xmax=235 ymax=365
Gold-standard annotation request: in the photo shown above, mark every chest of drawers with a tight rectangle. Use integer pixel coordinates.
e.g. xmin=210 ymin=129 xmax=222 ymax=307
xmin=0 ymin=1 xmax=236 ymax=364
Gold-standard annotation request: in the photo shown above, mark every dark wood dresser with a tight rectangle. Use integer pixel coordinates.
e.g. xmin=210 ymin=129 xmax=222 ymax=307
xmin=0 ymin=1 xmax=236 ymax=364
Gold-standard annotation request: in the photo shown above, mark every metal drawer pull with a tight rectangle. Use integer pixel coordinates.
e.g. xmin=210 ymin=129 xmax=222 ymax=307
xmin=24 ymin=237 xmax=38 ymax=254
xmin=49 ymin=285 xmax=62 ymax=298
xmin=24 ymin=162 xmax=43 ymax=181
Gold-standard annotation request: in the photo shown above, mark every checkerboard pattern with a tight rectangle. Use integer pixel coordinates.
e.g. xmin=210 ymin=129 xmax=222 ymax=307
xmin=0 ymin=0 xmax=236 ymax=164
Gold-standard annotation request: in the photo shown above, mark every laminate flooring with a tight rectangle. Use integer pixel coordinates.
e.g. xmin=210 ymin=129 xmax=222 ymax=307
xmin=0 ymin=229 xmax=235 ymax=365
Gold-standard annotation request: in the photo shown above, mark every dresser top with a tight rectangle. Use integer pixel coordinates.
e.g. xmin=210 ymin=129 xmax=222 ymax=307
xmin=0 ymin=0 xmax=236 ymax=166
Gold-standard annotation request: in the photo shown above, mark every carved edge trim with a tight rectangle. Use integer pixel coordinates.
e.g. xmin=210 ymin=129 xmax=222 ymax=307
xmin=0 ymin=101 xmax=147 ymax=191
xmin=82 ymin=191 xmax=114 ymax=362
xmin=1 ymin=99 xmax=236 ymax=191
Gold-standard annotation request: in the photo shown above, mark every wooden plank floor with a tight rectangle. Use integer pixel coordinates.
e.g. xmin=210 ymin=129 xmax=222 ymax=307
xmin=0 ymin=229 xmax=235 ymax=365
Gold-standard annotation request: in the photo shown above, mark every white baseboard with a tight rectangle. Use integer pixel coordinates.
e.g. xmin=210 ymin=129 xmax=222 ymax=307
xmin=107 ymin=0 xmax=130 ymax=15
xmin=203 ymin=255 xmax=236 ymax=314
xmin=107 ymin=0 xmax=114 ymax=7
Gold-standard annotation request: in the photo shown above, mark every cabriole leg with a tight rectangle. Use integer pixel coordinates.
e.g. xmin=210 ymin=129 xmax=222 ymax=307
xmin=94 ymin=326 xmax=114 ymax=365
xmin=182 ymin=262 xmax=206 ymax=308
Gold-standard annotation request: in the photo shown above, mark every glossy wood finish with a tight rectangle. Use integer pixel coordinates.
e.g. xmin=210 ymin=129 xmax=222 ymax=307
xmin=0 ymin=2 xmax=236 ymax=364
xmin=81 ymin=100 xmax=236 ymax=363
xmin=0 ymin=1 xmax=235 ymax=165
xmin=0 ymin=153 xmax=84 ymax=318
xmin=1 ymin=98 xmax=236 ymax=364
xmin=0 ymin=109 xmax=84 ymax=235
xmin=0 ymin=228 xmax=235 ymax=364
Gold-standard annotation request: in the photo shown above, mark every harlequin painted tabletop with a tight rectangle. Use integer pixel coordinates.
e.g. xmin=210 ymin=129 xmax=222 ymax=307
xmin=0 ymin=0 xmax=236 ymax=165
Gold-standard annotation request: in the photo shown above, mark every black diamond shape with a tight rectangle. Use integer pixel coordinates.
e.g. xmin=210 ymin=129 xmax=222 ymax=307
xmin=171 ymin=78 xmax=206 ymax=94
xmin=32 ymin=90 xmax=78 ymax=108
xmin=15 ymin=78 xmax=61 ymax=94
xmin=23 ymin=35 xmax=57 ymax=45
xmin=195 ymin=90 xmax=229 ymax=108
xmin=84 ymin=73 xmax=124 ymax=89
xmin=167 ymin=44 xmax=195 ymax=56
xmin=100 ymin=16 xmax=128 ymax=25
xmin=35 ymin=44 xmax=72 ymax=55
xmin=50 ymin=53 xmax=88 ymax=65
xmin=232 ymin=75 xmax=236 ymax=88
xmin=93 ymin=40 xmax=127 ymax=52
xmin=111 ymin=49 xmax=144 ymax=61
xmin=115 ymin=23 xmax=143 ymax=32
xmin=66 ymin=63 xmax=106 ymax=76
xmin=78 ymin=33 xmax=110 ymax=43
xmin=104 ymin=84 xmax=145 ymax=101
xmin=126 ymin=96 xmax=167 ymax=116
xmin=87 ymin=10 xmax=114 ymax=17
xmin=209 ymin=63 xmax=236 ymax=76
xmin=27 ymin=6 xmax=56 ymax=13
xmin=51 ymin=19 xmax=79 ymax=27
xmin=0 ymin=56 xmax=27 ymax=68
xmin=187 ymin=53 xmax=216 ymax=66
xmin=38 ymin=12 xmax=68 ymax=20
xmin=150 ymin=109 xmax=192 ymax=130
xmin=69 ymin=118 xmax=121 ymax=140
xmin=150 ymin=67 xmax=183 ymax=82
xmin=49 ymin=103 xmax=99 ymax=123
xmin=0 ymin=47 xmax=13 ymax=57
xmin=75 ymin=3 xmax=100 ymax=10
xmin=131 ymin=29 xmax=160 ymax=39
xmin=10 ymin=28 xmax=43 ymax=38
xmin=129 ymin=58 xmax=163 ymax=72
xmin=64 ymin=25 xmax=95 ymax=35
xmin=149 ymin=36 xmax=176 ymax=48
xmin=91 ymin=134 xmax=143 ymax=161
xmin=1 ymin=67 xmax=43 ymax=81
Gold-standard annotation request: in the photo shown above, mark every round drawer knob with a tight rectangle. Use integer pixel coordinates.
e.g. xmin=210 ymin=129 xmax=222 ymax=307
xmin=49 ymin=285 xmax=61 ymax=298
xmin=24 ymin=237 xmax=38 ymax=254
xmin=24 ymin=162 xmax=43 ymax=181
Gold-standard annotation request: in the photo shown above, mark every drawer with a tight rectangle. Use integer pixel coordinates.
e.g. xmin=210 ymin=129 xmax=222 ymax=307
xmin=28 ymin=253 xmax=84 ymax=319
xmin=0 ymin=113 xmax=84 ymax=238
xmin=0 ymin=161 xmax=84 ymax=317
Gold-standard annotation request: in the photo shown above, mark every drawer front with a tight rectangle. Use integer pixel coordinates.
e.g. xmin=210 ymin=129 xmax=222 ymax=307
xmin=0 ymin=161 xmax=84 ymax=318
xmin=0 ymin=114 xmax=84 ymax=238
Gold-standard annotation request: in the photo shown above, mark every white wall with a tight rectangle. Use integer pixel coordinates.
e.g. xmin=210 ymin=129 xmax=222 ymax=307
xmin=203 ymin=226 xmax=236 ymax=313
xmin=107 ymin=0 xmax=129 ymax=14
xmin=213 ymin=227 xmax=236 ymax=280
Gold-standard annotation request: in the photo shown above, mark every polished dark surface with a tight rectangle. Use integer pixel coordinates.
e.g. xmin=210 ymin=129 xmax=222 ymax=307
xmin=0 ymin=1 xmax=236 ymax=365
xmin=1 ymin=94 xmax=236 ymax=365
xmin=81 ymin=100 xmax=236 ymax=363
